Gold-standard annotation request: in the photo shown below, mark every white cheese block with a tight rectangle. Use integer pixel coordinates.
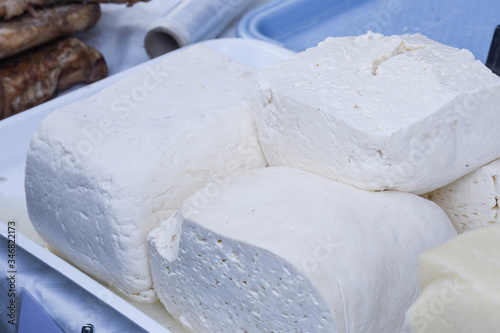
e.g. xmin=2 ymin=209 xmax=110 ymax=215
xmin=406 ymin=225 xmax=500 ymax=333
xmin=25 ymin=44 xmax=266 ymax=302
xmin=255 ymin=32 xmax=500 ymax=194
xmin=148 ymin=167 xmax=456 ymax=332
xmin=425 ymin=158 xmax=500 ymax=233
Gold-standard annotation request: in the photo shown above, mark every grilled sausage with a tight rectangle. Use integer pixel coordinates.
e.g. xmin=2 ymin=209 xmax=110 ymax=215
xmin=0 ymin=37 xmax=108 ymax=119
xmin=0 ymin=3 xmax=101 ymax=60
xmin=0 ymin=0 xmax=148 ymax=20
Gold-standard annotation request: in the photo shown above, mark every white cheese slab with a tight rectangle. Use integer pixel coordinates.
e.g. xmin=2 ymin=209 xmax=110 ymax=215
xmin=425 ymin=158 xmax=500 ymax=233
xmin=24 ymin=44 xmax=267 ymax=302
xmin=149 ymin=167 xmax=456 ymax=333
xmin=255 ymin=32 xmax=500 ymax=194
xmin=406 ymin=225 xmax=500 ymax=333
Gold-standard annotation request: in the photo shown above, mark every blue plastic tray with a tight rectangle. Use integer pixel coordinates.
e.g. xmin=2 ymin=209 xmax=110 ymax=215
xmin=238 ymin=0 xmax=500 ymax=63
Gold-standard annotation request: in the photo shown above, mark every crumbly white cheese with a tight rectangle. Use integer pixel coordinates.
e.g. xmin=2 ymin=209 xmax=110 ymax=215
xmin=425 ymin=158 xmax=500 ymax=233
xmin=255 ymin=32 xmax=500 ymax=194
xmin=406 ymin=226 xmax=500 ymax=333
xmin=149 ymin=167 xmax=456 ymax=332
xmin=25 ymin=44 xmax=266 ymax=302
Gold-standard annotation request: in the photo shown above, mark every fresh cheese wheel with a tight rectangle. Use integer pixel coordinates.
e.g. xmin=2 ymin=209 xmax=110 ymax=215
xmin=425 ymin=158 xmax=500 ymax=233
xmin=255 ymin=32 xmax=500 ymax=195
xmin=148 ymin=167 xmax=456 ymax=332
xmin=25 ymin=44 xmax=266 ymax=302
xmin=406 ymin=226 xmax=500 ymax=333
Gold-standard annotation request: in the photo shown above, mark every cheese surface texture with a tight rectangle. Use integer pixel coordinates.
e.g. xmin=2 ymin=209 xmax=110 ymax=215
xmin=25 ymin=45 xmax=266 ymax=302
xmin=149 ymin=167 xmax=456 ymax=332
xmin=255 ymin=32 xmax=500 ymax=194
xmin=406 ymin=225 xmax=500 ymax=333
xmin=425 ymin=158 xmax=500 ymax=233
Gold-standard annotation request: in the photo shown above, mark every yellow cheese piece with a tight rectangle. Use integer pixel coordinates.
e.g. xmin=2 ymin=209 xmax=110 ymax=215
xmin=406 ymin=225 xmax=500 ymax=333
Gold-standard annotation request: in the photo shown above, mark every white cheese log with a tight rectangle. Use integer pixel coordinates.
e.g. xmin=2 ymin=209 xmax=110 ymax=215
xmin=148 ymin=167 xmax=456 ymax=332
xmin=406 ymin=226 xmax=500 ymax=333
xmin=255 ymin=32 xmax=500 ymax=195
xmin=425 ymin=158 xmax=500 ymax=233
xmin=25 ymin=44 xmax=266 ymax=302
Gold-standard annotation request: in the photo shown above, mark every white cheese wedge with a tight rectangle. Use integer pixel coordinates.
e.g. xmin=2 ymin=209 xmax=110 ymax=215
xmin=406 ymin=225 xmax=500 ymax=333
xmin=148 ymin=167 xmax=456 ymax=332
xmin=425 ymin=158 xmax=500 ymax=233
xmin=25 ymin=44 xmax=266 ymax=302
xmin=255 ymin=32 xmax=500 ymax=194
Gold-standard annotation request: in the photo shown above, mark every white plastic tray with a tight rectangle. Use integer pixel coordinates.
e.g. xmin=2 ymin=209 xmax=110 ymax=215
xmin=0 ymin=38 xmax=294 ymax=332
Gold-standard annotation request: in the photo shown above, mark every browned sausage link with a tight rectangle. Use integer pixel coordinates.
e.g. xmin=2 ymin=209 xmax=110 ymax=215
xmin=0 ymin=3 xmax=101 ymax=60
xmin=0 ymin=0 xmax=52 ymax=20
xmin=0 ymin=0 xmax=148 ymax=20
xmin=0 ymin=37 xmax=108 ymax=119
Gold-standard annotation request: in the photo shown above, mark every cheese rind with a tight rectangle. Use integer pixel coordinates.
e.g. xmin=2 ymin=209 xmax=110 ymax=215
xmin=149 ymin=167 xmax=456 ymax=332
xmin=25 ymin=44 xmax=266 ymax=302
xmin=406 ymin=226 xmax=500 ymax=333
xmin=255 ymin=32 xmax=500 ymax=194
xmin=425 ymin=158 xmax=500 ymax=233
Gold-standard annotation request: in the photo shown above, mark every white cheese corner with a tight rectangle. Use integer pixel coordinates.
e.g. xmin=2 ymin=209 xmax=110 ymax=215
xmin=425 ymin=158 xmax=500 ymax=233
xmin=25 ymin=44 xmax=266 ymax=302
xmin=149 ymin=167 xmax=456 ymax=332
xmin=255 ymin=32 xmax=500 ymax=194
